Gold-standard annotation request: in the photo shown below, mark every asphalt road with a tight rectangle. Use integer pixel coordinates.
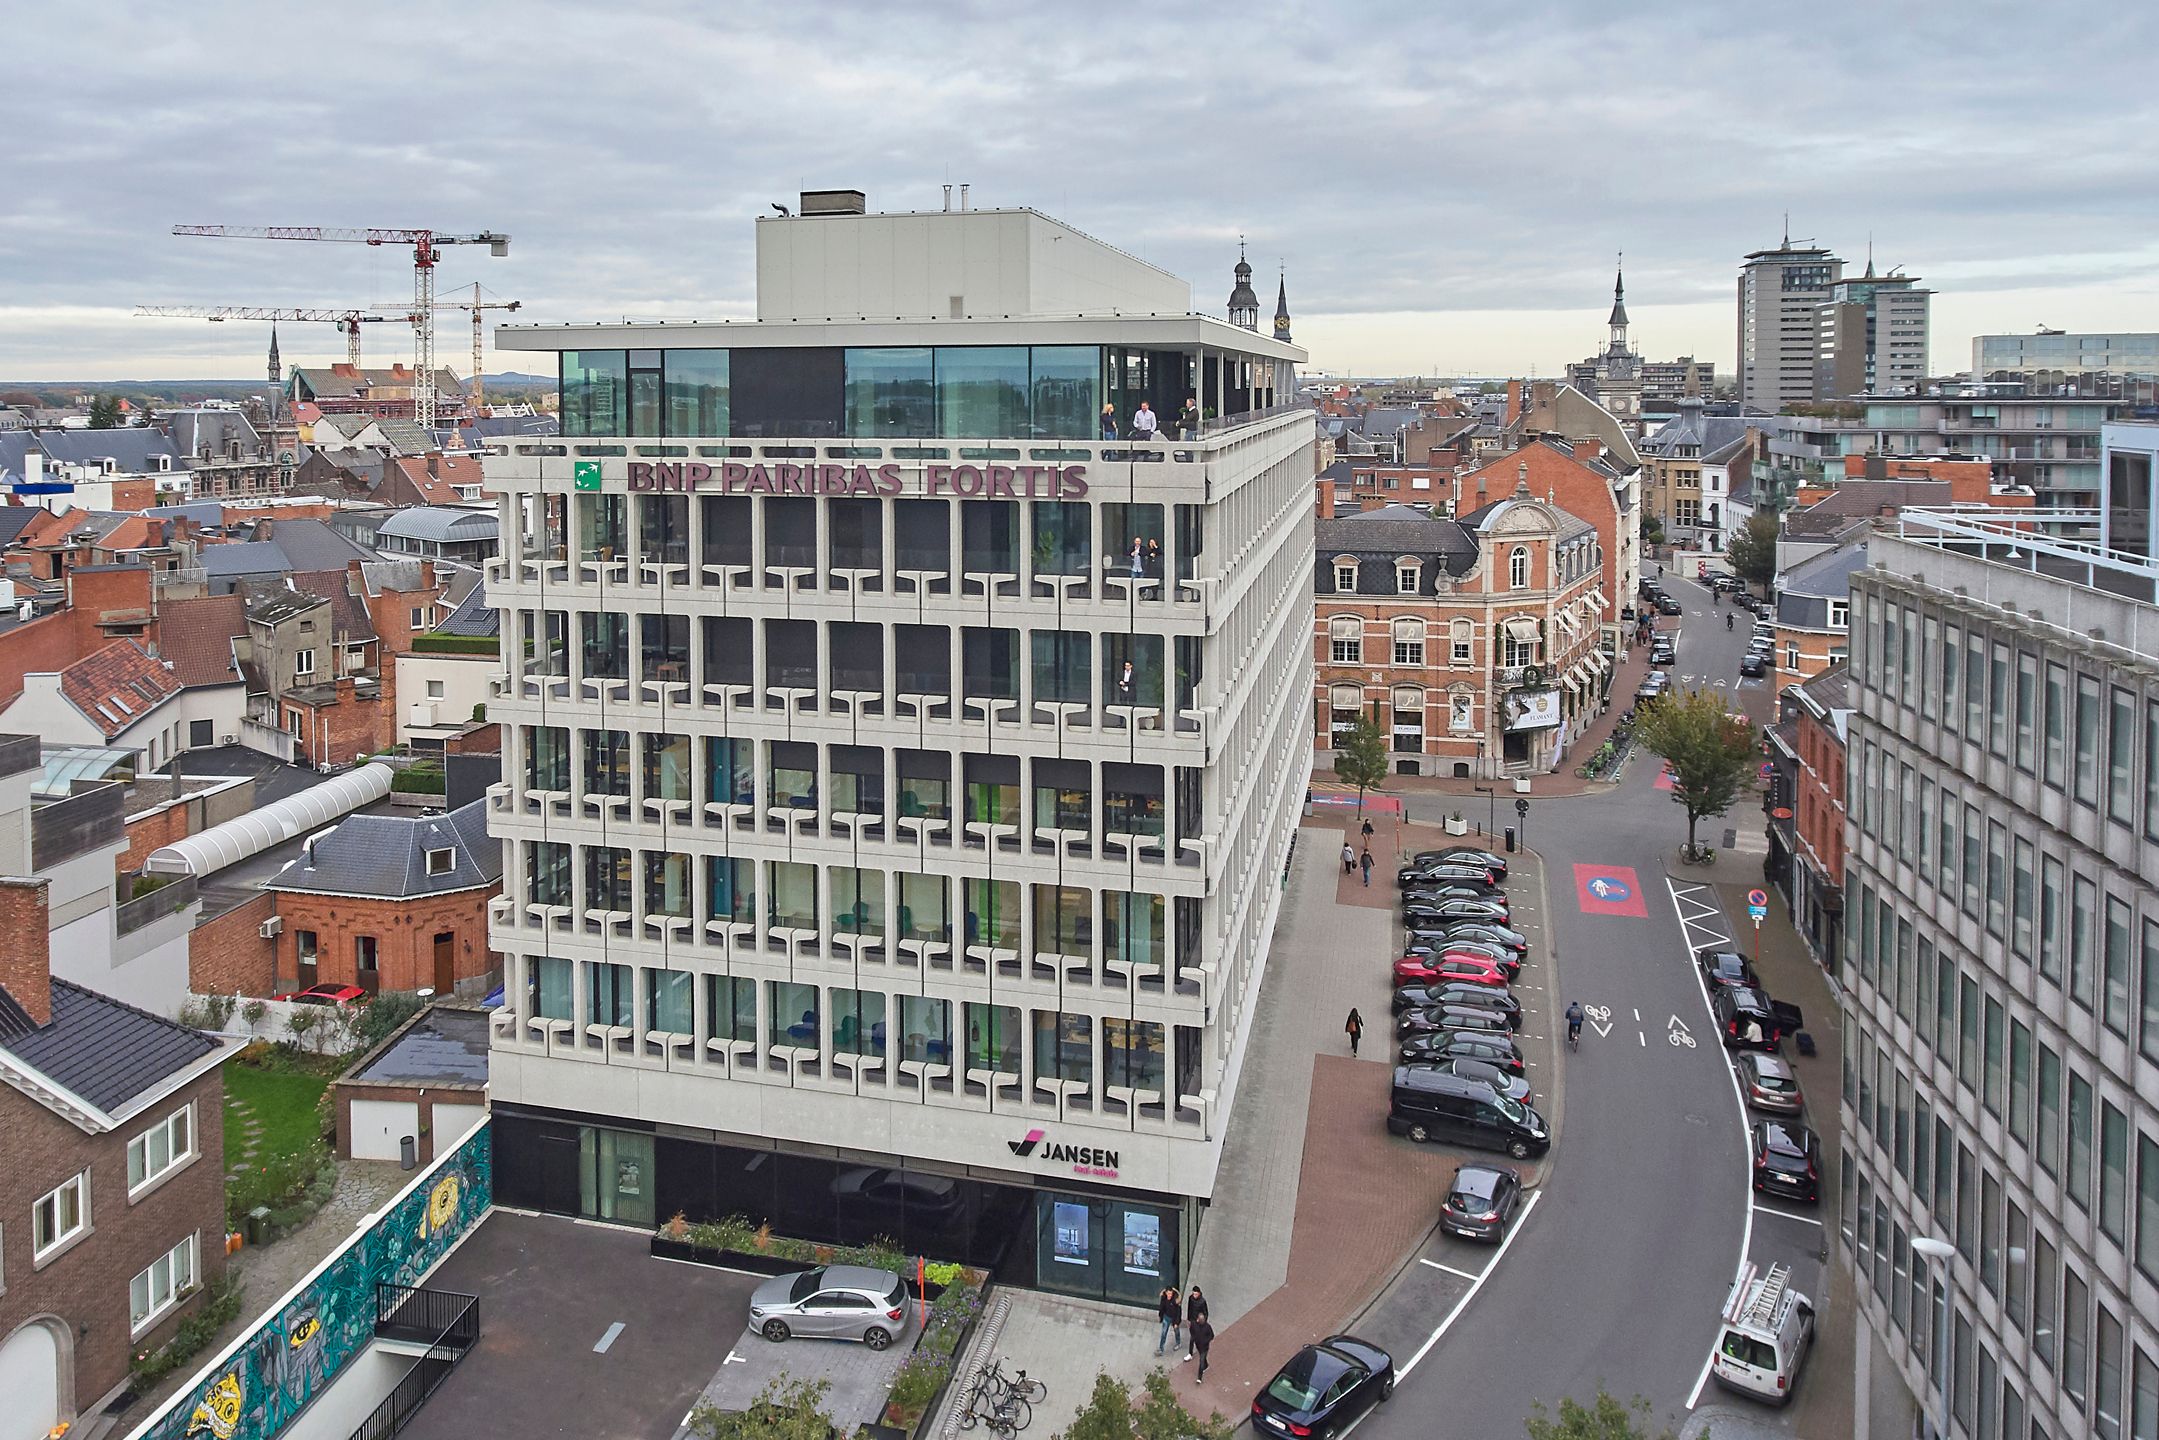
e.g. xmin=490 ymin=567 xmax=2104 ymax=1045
xmin=1355 ymin=572 xmax=1806 ymax=1440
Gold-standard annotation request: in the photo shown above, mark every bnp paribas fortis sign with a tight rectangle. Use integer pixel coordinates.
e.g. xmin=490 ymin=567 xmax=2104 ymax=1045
xmin=568 ymin=456 xmax=1092 ymax=501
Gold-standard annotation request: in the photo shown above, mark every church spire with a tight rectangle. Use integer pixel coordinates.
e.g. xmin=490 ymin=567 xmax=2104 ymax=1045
xmin=1273 ymin=266 xmax=1292 ymax=344
xmin=268 ymin=324 xmax=282 ymax=386
xmin=1606 ymin=253 xmax=1630 ymax=354
xmin=1227 ymin=237 xmax=1260 ymax=331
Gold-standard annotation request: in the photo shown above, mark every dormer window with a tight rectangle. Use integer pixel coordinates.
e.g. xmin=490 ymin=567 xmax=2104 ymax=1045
xmin=426 ymin=847 xmax=456 ymax=876
xmin=1395 ymin=560 xmax=1420 ymax=594
xmin=1333 ymin=558 xmax=1358 ymax=592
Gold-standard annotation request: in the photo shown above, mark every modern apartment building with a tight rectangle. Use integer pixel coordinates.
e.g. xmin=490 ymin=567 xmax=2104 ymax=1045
xmin=1820 ymin=267 xmax=1932 ymax=398
xmin=478 ymin=196 xmax=1313 ymax=1304
xmin=1839 ymin=509 xmax=2159 ymax=1440
xmin=1976 ymin=331 xmax=2159 ymax=383
xmin=2102 ymin=421 xmax=2159 ymax=560
xmin=1738 ymin=238 xmax=1843 ymax=409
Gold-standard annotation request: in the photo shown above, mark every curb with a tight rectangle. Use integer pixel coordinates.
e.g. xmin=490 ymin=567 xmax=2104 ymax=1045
xmin=1518 ymin=844 xmax=1561 ymax=1191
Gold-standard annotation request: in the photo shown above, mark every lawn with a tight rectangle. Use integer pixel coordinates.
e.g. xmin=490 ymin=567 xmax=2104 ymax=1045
xmin=223 ymin=1062 xmax=331 ymax=1172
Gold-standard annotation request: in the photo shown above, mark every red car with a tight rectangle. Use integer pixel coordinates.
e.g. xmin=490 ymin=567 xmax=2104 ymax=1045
xmin=274 ymin=983 xmax=368 ymax=1007
xmin=1392 ymin=953 xmax=1509 ymax=987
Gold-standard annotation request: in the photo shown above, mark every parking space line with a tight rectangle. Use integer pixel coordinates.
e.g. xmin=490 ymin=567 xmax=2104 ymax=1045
xmin=1752 ymin=1204 xmax=1826 ymax=1228
xmin=1398 ymin=1190 xmax=1542 ymax=1380
xmin=594 ymin=1320 xmax=626 ymax=1353
xmin=1418 ymin=1258 xmax=1485 ymax=1282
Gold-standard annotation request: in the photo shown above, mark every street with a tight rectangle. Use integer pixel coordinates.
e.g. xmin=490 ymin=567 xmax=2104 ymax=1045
xmin=1353 ymin=571 xmax=1840 ymax=1438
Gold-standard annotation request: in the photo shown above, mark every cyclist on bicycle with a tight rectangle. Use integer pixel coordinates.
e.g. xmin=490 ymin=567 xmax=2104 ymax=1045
xmin=1725 ymin=611 xmax=1734 ymax=631
xmin=1565 ymin=1000 xmax=1584 ymax=1045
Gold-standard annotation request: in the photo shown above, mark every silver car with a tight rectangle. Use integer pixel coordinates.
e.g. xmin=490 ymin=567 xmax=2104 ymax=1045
xmin=748 ymin=1265 xmax=913 ymax=1349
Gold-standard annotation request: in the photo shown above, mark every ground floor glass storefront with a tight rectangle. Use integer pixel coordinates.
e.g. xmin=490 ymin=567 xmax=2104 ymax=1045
xmin=492 ymin=1108 xmax=1184 ymax=1304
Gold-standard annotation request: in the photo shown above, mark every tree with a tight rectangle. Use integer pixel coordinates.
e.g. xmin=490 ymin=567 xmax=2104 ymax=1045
xmin=688 ymin=1376 xmax=838 ymax=1440
xmin=284 ymin=1006 xmax=321 ymax=1052
xmin=1724 ymin=512 xmax=1778 ymax=595
xmin=88 ymin=395 xmax=122 ymax=429
xmin=1333 ymin=714 xmax=1389 ymax=816
xmin=1057 ymin=1370 xmax=1234 ymax=1440
xmin=1631 ymin=686 xmax=1759 ymax=853
xmin=1524 ymin=1387 xmax=1688 ymax=1440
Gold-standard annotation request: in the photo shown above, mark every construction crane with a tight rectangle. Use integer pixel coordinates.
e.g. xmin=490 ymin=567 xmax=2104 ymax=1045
xmin=133 ymin=305 xmax=397 ymax=365
xmin=172 ymin=225 xmax=510 ymax=428
xmin=439 ymin=284 xmax=523 ymax=411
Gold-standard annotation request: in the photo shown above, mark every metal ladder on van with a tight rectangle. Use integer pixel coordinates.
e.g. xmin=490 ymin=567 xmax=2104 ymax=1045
xmin=1739 ymin=1262 xmax=1792 ymax=1330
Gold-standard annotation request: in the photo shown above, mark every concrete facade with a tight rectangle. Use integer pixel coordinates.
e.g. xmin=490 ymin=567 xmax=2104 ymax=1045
xmin=1840 ymin=522 xmax=2159 ymax=1440
xmin=1738 ymin=239 xmax=1843 ymax=408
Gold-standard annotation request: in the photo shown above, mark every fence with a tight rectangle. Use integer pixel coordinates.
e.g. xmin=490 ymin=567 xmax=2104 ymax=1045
xmin=116 ymin=873 xmax=200 ymax=935
xmin=347 ymin=1285 xmax=481 ymax=1440
xmin=31 ymin=780 xmax=125 ymax=868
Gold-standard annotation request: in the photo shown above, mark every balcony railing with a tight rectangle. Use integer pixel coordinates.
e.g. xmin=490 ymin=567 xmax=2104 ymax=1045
xmin=351 ymin=1285 xmax=481 ymax=1440
xmin=32 ymin=783 xmax=125 ymax=870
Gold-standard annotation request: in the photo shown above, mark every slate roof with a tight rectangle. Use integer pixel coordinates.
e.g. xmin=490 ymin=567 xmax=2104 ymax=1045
xmin=269 ymin=797 xmax=499 ymax=898
xmin=1315 ymin=504 xmax=1480 ymax=594
xmin=201 ymin=540 xmax=291 ymax=581
xmin=434 ymin=580 xmax=498 ymax=638
xmin=373 ymin=420 xmax=436 ymax=457
xmin=350 ymin=1006 xmax=490 ymax=1087
xmin=0 ymin=978 xmax=219 ymax=1116
xmin=379 ymin=507 xmax=495 ymax=544
xmin=59 ymin=639 xmax=182 ymax=738
xmin=1779 ymin=539 xmax=1871 ymax=600
xmin=167 ymin=408 xmax=264 ymax=461
xmin=1801 ymin=479 xmax=1953 ymax=518
xmin=157 ymin=593 xmax=248 ymax=686
xmin=36 ymin=429 xmax=180 ymax=472
xmin=0 ymin=506 xmax=41 ymax=548
xmin=1794 ymin=662 xmax=1853 ymax=715
xmin=257 ymin=518 xmax=376 ymax=571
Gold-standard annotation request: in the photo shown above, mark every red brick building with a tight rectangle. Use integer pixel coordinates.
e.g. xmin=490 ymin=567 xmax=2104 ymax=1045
xmin=1766 ymin=663 xmax=1851 ymax=972
xmin=265 ymin=798 xmax=501 ymax=997
xmin=1457 ymin=438 xmax=1641 ymax=649
xmin=0 ymin=878 xmax=234 ymax=1435
xmin=1314 ymin=488 xmax=1609 ymax=779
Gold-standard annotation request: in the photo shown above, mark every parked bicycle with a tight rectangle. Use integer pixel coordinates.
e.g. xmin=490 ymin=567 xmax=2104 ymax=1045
xmin=1680 ymin=842 xmax=1718 ymax=866
xmin=961 ymin=1359 xmax=1047 ymax=1435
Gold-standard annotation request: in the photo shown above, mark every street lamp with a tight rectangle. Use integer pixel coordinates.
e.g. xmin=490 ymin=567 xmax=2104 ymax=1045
xmin=1911 ymin=1236 xmax=1956 ymax=1440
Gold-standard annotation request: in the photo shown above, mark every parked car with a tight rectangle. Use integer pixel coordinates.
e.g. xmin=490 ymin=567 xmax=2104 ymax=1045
xmin=1396 ymin=1030 xmax=1525 ymax=1075
xmin=1713 ymin=985 xmax=1802 ymax=1051
xmin=1650 ymin=645 xmax=1676 ymax=668
xmin=1250 ymin=1336 xmax=1395 ymax=1440
xmin=1395 ymin=1003 xmax=1512 ymax=1039
xmin=1401 ymin=939 xmax=1520 ymax=979
xmin=1429 ymin=920 xmax=1526 ymax=953
xmin=1413 ymin=1055 xmax=1531 ymax=1104
xmin=1698 ymin=950 xmax=1760 ymax=994
xmin=1392 ymin=954 xmax=1510 ymax=989
xmin=1386 ymin=1065 xmax=1551 ymax=1159
xmin=1403 ymin=898 xmax=1510 ymax=926
xmin=1412 ymin=847 xmax=1508 ymax=878
xmin=1751 ymin=1121 xmax=1822 ymax=1203
xmin=1440 ymin=1162 xmax=1525 ymax=1243
xmin=274 ymin=983 xmax=367 ymax=1007
xmin=1402 ymin=983 xmax=1522 ymax=1028
xmin=1655 ymin=595 xmax=1683 ymax=616
xmin=1401 ymin=885 xmax=1506 ymax=914
xmin=1737 ymin=1051 xmax=1805 ymax=1114
xmin=748 ymin=1265 xmax=913 ymax=1349
xmin=1711 ymin=1261 xmax=1815 ymax=1404
xmin=1739 ymin=653 xmax=1767 ymax=678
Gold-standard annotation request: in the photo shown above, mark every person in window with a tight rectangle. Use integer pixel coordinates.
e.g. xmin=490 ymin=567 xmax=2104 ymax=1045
xmin=1130 ymin=537 xmax=1145 ymax=578
xmin=1119 ymin=660 xmax=1135 ymax=700
xmin=1179 ymin=395 xmax=1199 ymax=439
xmin=1100 ymin=404 xmax=1118 ymax=441
xmin=1146 ymin=538 xmax=1162 ymax=576
xmin=1132 ymin=401 xmax=1160 ymax=442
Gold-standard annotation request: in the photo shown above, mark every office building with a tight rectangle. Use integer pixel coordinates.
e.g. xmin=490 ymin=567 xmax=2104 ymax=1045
xmin=1820 ymin=264 xmax=1933 ymax=398
xmin=2102 ymin=420 xmax=2159 ymax=561
xmin=1839 ymin=509 xmax=2159 ymax=1439
xmin=1976 ymin=331 xmax=2159 ymax=384
xmin=1738 ymin=237 xmax=1843 ymax=409
xmin=478 ymin=194 xmax=1313 ymax=1304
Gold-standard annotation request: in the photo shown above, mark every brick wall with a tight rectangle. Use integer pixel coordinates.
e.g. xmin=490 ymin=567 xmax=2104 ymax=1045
xmin=0 ymin=875 xmax=50 ymax=1023
xmin=275 ymin=886 xmax=498 ymax=995
xmin=332 ymin=1080 xmax=481 ymax=1164
xmin=190 ymin=891 xmax=277 ymax=996
xmin=0 ymin=1066 xmax=227 ymax=1419
xmin=120 ymin=801 xmax=192 ymax=875
xmin=444 ymin=722 xmax=501 ymax=756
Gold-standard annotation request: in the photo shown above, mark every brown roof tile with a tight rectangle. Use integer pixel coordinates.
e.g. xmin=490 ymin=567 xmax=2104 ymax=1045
xmin=59 ymin=639 xmax=181 ymax=738
xmin=156 ymin=593 xmax=247 ymax=687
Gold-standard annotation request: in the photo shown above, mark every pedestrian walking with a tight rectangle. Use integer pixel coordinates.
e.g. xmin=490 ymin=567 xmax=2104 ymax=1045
xmin=1184 ymin=1286 xmax=1209 ymax=1361
xmin=1190 ymin=1314 xmax=1215 ymax=1379
xmin=1360 ymin=816 xmax=1374 ymax=843
xmin=1341 ymin=842 xmax=1356 ymax=874
xmin=1359 ymin=849 xmax=1373 ymax=886
xmin=1132 ymin=401 xmax=1160 ymax=441
xmin=1155 ymin=1285 xmax=1183 ymax=1355
xmin=1100 ymin=403 xmax=1118 ymax=441
xmin=1345 ymin=1007 xmax=1364 ymax=1057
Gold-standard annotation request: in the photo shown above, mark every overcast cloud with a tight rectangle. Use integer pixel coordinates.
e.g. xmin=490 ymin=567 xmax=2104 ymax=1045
xmin=5 ymin=0 xmax=2157 ymax=381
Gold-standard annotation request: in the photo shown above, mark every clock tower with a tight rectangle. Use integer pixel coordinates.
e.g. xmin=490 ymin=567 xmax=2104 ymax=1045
xmin=1273 ymin=270 xmax=1292 ymax=344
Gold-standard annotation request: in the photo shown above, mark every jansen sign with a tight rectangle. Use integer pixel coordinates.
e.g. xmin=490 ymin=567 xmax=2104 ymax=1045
xmin=622 ymin=459 xmax=1091 ymax=500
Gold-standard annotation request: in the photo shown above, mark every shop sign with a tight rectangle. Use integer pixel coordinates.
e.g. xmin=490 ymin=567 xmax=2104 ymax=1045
xmin=620 ymin=459 xmax=1090 ymax=499
xmin=1009 ymin=1126 xmax=1120 ymax=1178
xmin=1502 ymin=687 xmax=1562 ymax=732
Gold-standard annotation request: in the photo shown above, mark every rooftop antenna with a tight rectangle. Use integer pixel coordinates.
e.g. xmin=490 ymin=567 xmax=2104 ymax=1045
xmin=1782 ymin=212 xmax=1790 ymax=247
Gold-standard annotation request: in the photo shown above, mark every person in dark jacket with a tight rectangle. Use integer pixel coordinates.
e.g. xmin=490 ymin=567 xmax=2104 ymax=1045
xmin=1189 ymin=1314 xmax=1215 ymax=1379
xmin=1184 ymin=1286 xmax=1209 ymax=1360
xmin=1345 ymin=1007 xmax=1365 ymax=1057
xmin=1155 ymin=1285 xmax=1182 ymax=1354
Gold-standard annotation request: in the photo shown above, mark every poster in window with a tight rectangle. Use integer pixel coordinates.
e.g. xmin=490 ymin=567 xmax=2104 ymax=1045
xmin=1052 ymin=1202 xmax=1089 ymax=1265
xmin=1122 ymin=1211 xmax=1161 ymax=1276
xmin=616 ymin=1158 xmax=643 ymax=1197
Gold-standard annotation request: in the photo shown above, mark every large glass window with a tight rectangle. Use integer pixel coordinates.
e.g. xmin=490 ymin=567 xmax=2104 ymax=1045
xmin=2038 ymin=1043 xmax=2062 ymax=1175
xmin=1033 ymin=1010 xmax=1093 ymax=1086
xmin=665 ymin=349 xmax=729 ymax=436
xmin=705 ymin=975 xmax=757 ymax=1043
xmin=1029 ymin=346 xmax=1100 ymax=439
xmin=628 ymin=349 xmax=662 ymax=436
xmin=561 ymin=349 xmax=627 ymax=436
xmin=899 ymin=995 xmax=951 ymax=1063
xmin=647 ymin=968 xmax=692 ymax=1034
xmin=1104 ymin=1017 xmax=1166 ymax=1095
xmin=845 ymin=347 xmax=935 ymax=437
xmin=2140 ymin=1131 xmax=2159 ymax=1283
xmin=938 ymin=346 xmax=1029 ymax=437
xmin=2106 ymin=897 xmax=2133 ymax=1037
xmin=2102 ymin=1100 xmax=2129 ymax=1245
xmin=2069 ymin=1071 xmax=2095 ymax=1210
xmin=731 ymin=346 xmax=845 ymax=438
xmin=832 ymin=988 xmax=887 ymax=1059
xmin=964 ymin=1003 xmax=1021 ymax=1072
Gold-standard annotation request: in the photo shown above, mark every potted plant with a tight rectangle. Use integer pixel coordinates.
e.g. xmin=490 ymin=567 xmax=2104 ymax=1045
xmin=1444 ymin=810 xmax=1469 ymax=836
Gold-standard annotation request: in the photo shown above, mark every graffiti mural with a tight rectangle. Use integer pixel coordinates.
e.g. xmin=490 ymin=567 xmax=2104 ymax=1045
xmin=135 ymin=1121 xmax=493 ymax=1440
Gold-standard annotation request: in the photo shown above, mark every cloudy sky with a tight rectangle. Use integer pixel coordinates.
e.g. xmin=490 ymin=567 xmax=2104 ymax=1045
xmin=7 ymin=1 xmax=2158 ymax=383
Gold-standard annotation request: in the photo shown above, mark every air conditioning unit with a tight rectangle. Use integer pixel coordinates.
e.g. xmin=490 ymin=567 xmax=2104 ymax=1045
xmin=218 ymin=734 xmax=237 ymax=745
xmin=258 ymin=915 xmax=284 ymax=939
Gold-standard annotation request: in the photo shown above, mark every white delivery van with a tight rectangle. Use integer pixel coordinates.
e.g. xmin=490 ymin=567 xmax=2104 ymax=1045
xmin=1711 ymin=1261 xmax=1815 ymax=1404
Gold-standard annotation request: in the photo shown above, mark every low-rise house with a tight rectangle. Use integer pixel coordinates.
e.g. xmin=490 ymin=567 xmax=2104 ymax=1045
xmin=1765 ymin=664 xmax=1851 ymax=972
xmin=332 ymin=1004 xmax=489 ymax=1164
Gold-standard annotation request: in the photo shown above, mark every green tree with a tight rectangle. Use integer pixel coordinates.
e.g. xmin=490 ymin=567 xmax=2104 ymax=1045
xmin=1724 ymin=512 xmax=1778 ymax=595
xmin=87 ymin=395 xmax=122 ymax=429
xmin=1057 ymin=1370 xmax=1234 ymax=1440
xmin=1631 ymin=686 xmax=1759 ymax=853
xmin=687 ymin=1375 xmax=838 ymax=1440
xmin=1525 ymin=1387 xmax=1688 ymax=1439
xmin=1333 ymin=714 xmax=1389 ymax=816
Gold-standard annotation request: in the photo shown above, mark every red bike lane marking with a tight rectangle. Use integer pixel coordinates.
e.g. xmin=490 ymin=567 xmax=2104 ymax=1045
xmin=1573 ymin=863 xmax=1649 ymax=918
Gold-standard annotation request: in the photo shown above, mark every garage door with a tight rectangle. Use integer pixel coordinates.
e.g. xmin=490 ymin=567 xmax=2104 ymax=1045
xmin=349 ymin=1099 xmax=421 ymax=1162
xmin=0 ymin=1320 xmax=62 ymax=1440
xmin=433 ymin=1103 xmax=486 ymax=1147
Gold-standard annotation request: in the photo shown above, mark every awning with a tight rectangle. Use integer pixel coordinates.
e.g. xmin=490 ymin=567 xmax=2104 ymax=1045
xmin=1554 ymin=610 xmax=1577 ymax=636
xmin=1504 ymin=616 xmax=1541 ymax=643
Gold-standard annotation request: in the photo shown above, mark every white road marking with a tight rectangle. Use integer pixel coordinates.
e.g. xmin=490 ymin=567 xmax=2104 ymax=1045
xmin=1632 ymin=1008 xmax=1641 ymax=1022
xmin=1419 ymin=1258 xmax=1486 ymax=1282
xmin=594 ymin=1321 xmax=626 ymax=1353
xmin=723 ymin=1348 xmax=747 ymax=1365
xmin=1399 ymin=1191 xmax=1543 ymax=1380
xmin=1638 ymin=1032 xmax=1646 ymax=1046
xmin=1752 ymin=1204 xmax=1826 ymax=1228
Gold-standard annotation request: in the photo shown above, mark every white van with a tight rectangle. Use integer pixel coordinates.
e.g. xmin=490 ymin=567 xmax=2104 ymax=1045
xmin=1711 ymin=1261 xmax=1815 ymax=1404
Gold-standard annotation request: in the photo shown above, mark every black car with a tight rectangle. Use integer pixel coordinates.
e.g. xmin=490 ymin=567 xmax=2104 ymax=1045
xmin=1699 ymin=950 xmax=1760 ymax=994
xmin=1401 ymin=885 xmax=1505 ymax=913
xmin=1655 ymin=595 xmax=1683 ymax=616
xmin=1440 ymin=1162 xmax=1525 ymax=1243
xmin=1402 ymin=939 xmax=1521 ymax=979
xmin=1413 ymin=847 xmax=1508 ymax=879
xmin=1395 ymin=1003 xmax=1512 ymax=1038
xmin=1397 ymin=861 xmax=1499 ymax=888
xmin=1398 ymin=983 xmax=1523 ymax=1029
xmin=1397 ymin=1031 xmax=1525 ymax=1075
xmin=1650 ymin=645 xmax=1676 ymax=668
xmin=1403 ymin=898 xmax=1509 ymax=926
xmin=1251 ymin=1336 xmax=1395 ymax=1440
xmin=1419 ymin=1055 xmax=1531 ymax=1104
xmin=1433 ymin=920 xmax=1527 ymax=953
xmin=1751 ymin=1120 xmax=1822 ymax=1203
xmin=1713 ymin=984 xmax=1802 ymax=1051
xmin=1739 ymin=653 xmax=1766 ymax=678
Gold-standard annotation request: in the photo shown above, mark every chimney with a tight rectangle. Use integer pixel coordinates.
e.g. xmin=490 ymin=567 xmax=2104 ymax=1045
xmin=1504 ymin=380 xmax=1524 ymax=426
xmin=426 ymin=454 xmax=440 ymax=478
xmin=0 ymin=877 xmax=52 ymax=1026
xmin=1575 ymin=438 xmax=1602 ymax=464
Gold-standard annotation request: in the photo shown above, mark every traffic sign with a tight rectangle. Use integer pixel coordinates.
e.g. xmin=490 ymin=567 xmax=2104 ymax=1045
xmin=1758 ymin=761 xmax=1776 ymax=779
xmin=1515 ymin=797 xmax=1530 ymax=818
xmin=1747 ymin=888 xmax=1768 ymax=907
